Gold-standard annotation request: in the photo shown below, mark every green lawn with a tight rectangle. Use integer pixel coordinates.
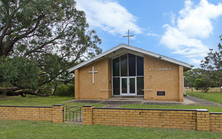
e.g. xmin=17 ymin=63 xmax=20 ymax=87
xmin=120 ymin=92 xmax=222 ymax=112
xmin=0 ymin=120 xmax=221 ymax=139
xmin=187 ymin=91 xmax=222 ymax=105
xmin=1 ymin=95 xmax=222 ymax=112
xmin=120 ymin=104 xmax=222 ymax=112
xmin=0 ymin=95 xmax=105 ymax=108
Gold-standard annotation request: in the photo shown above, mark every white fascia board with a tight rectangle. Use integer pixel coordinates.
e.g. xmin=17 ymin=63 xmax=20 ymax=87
xmin=68 ymin=44 xmax=192 ymax=72
xmin=68 ymin=44 xmax=124 ymax=72
xmin=121 ymin=45 xmax=192 ymax=68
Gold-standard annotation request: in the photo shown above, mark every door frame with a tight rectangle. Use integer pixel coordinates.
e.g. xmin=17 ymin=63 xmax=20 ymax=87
xmin=120 ymin=77 xmax=137 ymax=96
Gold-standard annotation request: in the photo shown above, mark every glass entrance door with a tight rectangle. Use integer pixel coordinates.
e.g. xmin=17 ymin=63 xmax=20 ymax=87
xmin=121 ymin=77 xmax=136 ymax=95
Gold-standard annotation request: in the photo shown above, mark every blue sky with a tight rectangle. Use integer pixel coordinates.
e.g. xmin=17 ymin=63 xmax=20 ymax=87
xmin=75 ymin=0 xmax=222 ymax=68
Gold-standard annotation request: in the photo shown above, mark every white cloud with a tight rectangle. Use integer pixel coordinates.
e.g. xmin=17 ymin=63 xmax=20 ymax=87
xmin=75 ymin=0 xmax=142 ymax=35
xmin=147 ymin=33 xmax=159 ymax=37
xmin=163 ymin=11 xmax=176 ymax=25
xmin=170 ymin=12 xmax=176 ymax=25
xmin=178 ymin=0 xmax=222 ymax=38
xmin=160 ymin=0 xmax=222 ymax=56
xmin=189 ymin=58 xmax=202 ymax=65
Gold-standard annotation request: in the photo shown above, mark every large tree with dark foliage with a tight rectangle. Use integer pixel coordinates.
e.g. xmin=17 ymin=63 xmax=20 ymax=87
xmin=0 ymin=0 xmax=102 ymax=96
xmin=200 ymin=35 xmax=222 ymax=87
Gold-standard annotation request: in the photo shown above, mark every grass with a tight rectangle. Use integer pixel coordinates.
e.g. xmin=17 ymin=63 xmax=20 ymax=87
xmin=1 ymin=94 xmax=222 ymax=112
xmin=0 ymin=120 xmax=221 ymax=139
xmin=120 ymin=104 xmax=222 ymax=112
xmin=0 ymin=95 xmax=105 ymax=108
xmin=187 ymin=91 xmax=222 ymax=105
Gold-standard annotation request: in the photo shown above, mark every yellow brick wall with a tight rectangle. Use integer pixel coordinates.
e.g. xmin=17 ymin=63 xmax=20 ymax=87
xmin=76 ymin=57 xmax=112 ymax=100
xmin=92 ymin=109 xmax=196 ymax=130
xmin=197 ymin=110 xmax=209 ymax=131
xmin=83 ymin=106 xmax=198 ymax=130
xmin=83 ymin=106 xmax=221 ymax=133
xmin=144 ymin=55 xmax=183 ymax=102
xmin=83 ymin=106 xmax=94 ymax=125
xmin=0 ymin=105 xmax=64 ymax=123
xmin=52 ymin=105 xmax=65 ymax=123
xmin=210 ymin=113 xmax=222 ymax=132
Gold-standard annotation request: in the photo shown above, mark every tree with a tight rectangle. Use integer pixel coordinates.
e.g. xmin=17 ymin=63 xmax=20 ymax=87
xmin=194 ymin=75 xmax=214 ymax=93
xmin=200 ymin=35 xmax=222 ymax=87
xmin=0 ymin=0 xmax=102 ymax=96
xmin=184 ymin=68 xmax=204 ymax=87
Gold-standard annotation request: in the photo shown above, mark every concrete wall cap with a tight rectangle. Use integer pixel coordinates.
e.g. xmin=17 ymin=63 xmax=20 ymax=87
xmin=209 ymin=112 xmax=222 ymax=114
xmin=196 ymin=109 xmax=208 ymax=112
xmin=53 ymin=104 xmax=64 ymax=106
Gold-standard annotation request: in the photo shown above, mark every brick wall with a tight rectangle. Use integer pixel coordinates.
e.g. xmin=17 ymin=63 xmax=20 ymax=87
xmin=210 ymin=112 xmax=222 ymax=132
xmin=83 ymin=106 xmax=222 ymax=132
xmin=0 ymin=104 xmax=64 ymax=123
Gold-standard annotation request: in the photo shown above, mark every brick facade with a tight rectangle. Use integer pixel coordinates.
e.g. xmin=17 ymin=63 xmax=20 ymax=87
xmin=75 ymin=58 xmax=112 ymax=100
xmin=0 ymin=104 xmax=64 ymax=123
xmin=83 ymin=106 xmax=222 ymax=132
xmin=143 ymin=55 xmax=184 ymax=102
xmin=75 ymin=54 xmax=185 ymax=102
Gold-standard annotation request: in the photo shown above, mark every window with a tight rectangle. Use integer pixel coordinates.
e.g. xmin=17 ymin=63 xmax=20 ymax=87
xmin=137 ymin=56 xmax=144 ymax=76
xmin=113 ymin=78 xmax=120 ymax=95
xmin=112 ymin=53 xmax=144 ymax=96
xmin=113 ymin=57 xmax=119 ymax=76
xmin=129 ymin=54 xmax=136 ymax=76
xmin=137 ymin=77 xmax=144 ymax=95
xmin=120 ymin=54 xmax=127 ymax=76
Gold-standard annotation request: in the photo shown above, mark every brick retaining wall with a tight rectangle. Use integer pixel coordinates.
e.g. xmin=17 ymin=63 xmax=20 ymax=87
xmin=83 ymin=106 xmax=222 ymax=132
xmin=210 ymin=112 xmax=222 ymax=132
xmin=0 ymin=104 xmax=64 ymax=123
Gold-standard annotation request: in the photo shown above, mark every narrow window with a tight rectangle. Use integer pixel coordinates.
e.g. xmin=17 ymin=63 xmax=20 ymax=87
xmin=137 ymin=56 xmax=144 ymax=76
xmin=129 ymin=54 xmax=136 ymax=76
xmin=121 ymin=54 xmax=127 ymax=76
xmin=113 ymin=78 xmax=120 ymax=95
xmin=137 ymin=77 xmax=144 ymax=95
xmin=113 ymin=57 xmax=119 ymax=76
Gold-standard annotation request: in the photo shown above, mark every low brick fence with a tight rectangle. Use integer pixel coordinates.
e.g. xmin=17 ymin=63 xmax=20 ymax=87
xmin=83 ymin=106 xmax=222 ymax=132
xmin=0 ymin=104 xmax=64 ymax=123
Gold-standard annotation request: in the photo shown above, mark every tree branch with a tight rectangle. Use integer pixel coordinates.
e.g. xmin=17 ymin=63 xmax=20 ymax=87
xmin=4 ymin=14 xmax=45 ymax=57
xmin=25 ymin=36 xmax=60 ymax=56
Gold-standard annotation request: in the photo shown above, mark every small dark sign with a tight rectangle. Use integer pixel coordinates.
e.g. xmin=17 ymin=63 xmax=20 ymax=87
xmin=157 ymin=91 xmax=165 ymax=96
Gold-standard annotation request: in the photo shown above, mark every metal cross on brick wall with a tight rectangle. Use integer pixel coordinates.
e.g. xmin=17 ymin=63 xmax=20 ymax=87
xmin=88 ymin=66 xmax=98 ymax=84
xmin=123 ymin=30 xmax=134 ymax=45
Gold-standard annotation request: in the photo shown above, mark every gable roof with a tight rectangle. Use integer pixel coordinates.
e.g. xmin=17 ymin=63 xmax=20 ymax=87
xmin=68 ymin=43 xmax=193 ymax=72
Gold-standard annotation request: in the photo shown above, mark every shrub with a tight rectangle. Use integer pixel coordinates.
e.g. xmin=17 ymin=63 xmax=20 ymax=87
xmin=54 ymin=84 xmax=74 ymax=97
xmin=194 ymin=77 xmax=211 ymax=93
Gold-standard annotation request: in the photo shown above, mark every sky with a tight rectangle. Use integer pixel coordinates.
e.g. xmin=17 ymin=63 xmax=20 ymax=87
xmin=75 ymin=0 xmax=222 ymax=68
